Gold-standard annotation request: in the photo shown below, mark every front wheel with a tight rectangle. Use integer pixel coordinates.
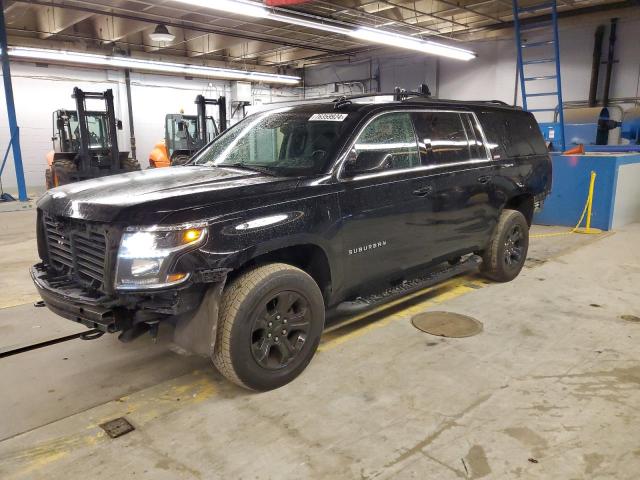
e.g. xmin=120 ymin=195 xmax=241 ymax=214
xmin=481 ymin=209 xmax=529 ymax=282
xmin=213 ymin=263 xmax=325 ymax=391
xmin=121 ymin=158 xmax=141 ymax=172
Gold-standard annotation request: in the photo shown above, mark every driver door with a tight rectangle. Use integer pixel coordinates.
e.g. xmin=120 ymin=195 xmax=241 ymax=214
xmin=337 ymin=111 xmax=437 ymax=296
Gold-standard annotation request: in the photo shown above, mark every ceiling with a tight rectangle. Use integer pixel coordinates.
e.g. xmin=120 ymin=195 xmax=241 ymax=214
xmin=3 ymin=0 xmax=634 ymax=72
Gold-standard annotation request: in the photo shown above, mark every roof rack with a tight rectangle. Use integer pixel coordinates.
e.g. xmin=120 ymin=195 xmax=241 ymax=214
xmin=331 ymin=92 xmax=517 ymax=110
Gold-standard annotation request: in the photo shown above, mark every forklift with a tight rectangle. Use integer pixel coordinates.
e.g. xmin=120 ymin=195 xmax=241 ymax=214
xmin=149 ymin=95 xmax=227 ymax=168
xmin=45 ymin=87 xmax=140 ymax=188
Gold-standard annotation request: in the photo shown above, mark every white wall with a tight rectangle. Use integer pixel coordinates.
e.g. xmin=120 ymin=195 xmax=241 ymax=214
xmin=438 ymin=15 xmax=640 ymax=121
xmin=302 ymin=13 xmax=640 ymax=122
xmin=0 ymin=62 xmax=283 ymax=194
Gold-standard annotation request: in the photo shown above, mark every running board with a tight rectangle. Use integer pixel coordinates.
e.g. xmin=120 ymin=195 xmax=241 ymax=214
xmin=334 ymin=255 xmax=482 ymax=316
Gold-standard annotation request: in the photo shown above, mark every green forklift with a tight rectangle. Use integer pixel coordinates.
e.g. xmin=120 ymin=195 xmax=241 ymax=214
xmin=46 ymin=87 xmax=140 ymax=188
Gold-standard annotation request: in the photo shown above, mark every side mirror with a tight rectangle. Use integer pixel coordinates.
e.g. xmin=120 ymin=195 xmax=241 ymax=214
xmin=117 ymin=120 xmax=123 ymax=130
xmin=344 ymin=149 xmax=393 ymax=176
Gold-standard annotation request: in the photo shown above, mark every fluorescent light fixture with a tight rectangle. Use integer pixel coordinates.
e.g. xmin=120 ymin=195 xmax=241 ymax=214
xmin=172 ymin=0 xmax=268 ymax=18
xmin=7 ymin=46 xmax=301 ymax=84
xmin=349 ymin=28 xmax=476 ymax=61
xmin=267 ymin=13 xmax=351 ymax=35
xmin=172 ymin=0 xmax=476 ymax=61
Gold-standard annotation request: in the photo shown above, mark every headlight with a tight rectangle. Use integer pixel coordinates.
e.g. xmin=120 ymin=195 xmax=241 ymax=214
xmin=115 ymin=224 xmax=207 ymax=290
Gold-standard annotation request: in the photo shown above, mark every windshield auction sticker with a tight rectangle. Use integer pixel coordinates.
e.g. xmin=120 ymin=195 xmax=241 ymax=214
xmin=309 ymin=113 xmax=349 ymax=122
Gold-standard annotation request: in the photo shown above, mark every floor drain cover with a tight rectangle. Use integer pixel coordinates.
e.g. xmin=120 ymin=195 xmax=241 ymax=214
xmin=100 ymin=417 xmax=135 ymax=438
xmin=411 ymin=311 xmax=483 ymax=338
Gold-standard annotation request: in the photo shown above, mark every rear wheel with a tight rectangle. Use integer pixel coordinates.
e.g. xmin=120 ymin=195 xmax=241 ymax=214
xmin=121 ymin=158 xmax=141 ymax=172
xmin=213 ymin=263 xmax=325 ymax=391
xmin=481 ymin=209 xmax=529 ymax=282
xmin=51 ymin=159 xmax=77 ymax=186
xmin=171 ymin=154 xmax=191 ymax=166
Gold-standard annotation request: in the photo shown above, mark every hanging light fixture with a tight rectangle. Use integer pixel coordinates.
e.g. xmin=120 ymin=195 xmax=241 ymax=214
xmin=149 ymin=24 xmax=175 ymax=43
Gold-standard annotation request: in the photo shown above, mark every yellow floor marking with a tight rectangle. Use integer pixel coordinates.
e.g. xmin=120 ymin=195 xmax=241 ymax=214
xmin=319 ymin=277 xmax=482 ymax=352
xmin=2 ymin=371 xmax=218 ymax=480
xmin=3 ymin=276 xmax=487 ymax=479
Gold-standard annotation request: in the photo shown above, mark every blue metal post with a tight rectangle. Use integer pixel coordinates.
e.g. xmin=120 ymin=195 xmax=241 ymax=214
xmin=511 ymin=0 xmax=528 ymax=111
xmin=551 ymin=0 xmax=566 ymax=151
xmin=0 ymin=0 xmax=27 ymax=201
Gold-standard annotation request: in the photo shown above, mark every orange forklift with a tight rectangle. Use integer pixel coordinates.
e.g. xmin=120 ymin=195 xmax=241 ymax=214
xmin=46 ymin=87 xmax=140 ymax=188
xmin=149 ymin=95 xmax=226 ymax=168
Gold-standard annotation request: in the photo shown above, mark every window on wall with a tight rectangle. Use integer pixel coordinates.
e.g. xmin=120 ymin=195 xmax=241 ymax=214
xmin=352 ymin=112 xmax=421 ymax=171
xmin=412 ymin=112 xmax=472 ymax=165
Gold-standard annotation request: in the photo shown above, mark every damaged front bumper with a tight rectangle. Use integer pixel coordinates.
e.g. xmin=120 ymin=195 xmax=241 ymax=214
xmin=31 ymin=263 xmax=228 ymax=356
xmin=31 ymin=263 xmax=125 ymax=332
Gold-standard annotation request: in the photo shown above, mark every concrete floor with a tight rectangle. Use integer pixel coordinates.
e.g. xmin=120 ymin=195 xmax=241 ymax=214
xmin=0 ymin=208 xmax=639 ymax=479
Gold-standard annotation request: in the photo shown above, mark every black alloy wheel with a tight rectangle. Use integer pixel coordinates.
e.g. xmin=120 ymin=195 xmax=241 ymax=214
xmin=250 ymin=291 xmax=311 ymax=370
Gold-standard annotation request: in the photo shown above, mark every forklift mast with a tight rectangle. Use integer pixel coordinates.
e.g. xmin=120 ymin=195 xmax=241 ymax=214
xmin=52 ymin=110 xmax=74 ymax=152
xmin=72 ymin=87 xmax=120 ymax=173
xmin=195 ymin=95 xmax=227 ymax=143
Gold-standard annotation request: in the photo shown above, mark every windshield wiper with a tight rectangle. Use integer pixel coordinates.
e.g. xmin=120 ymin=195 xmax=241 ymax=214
xmin=222 ymin=163 xmax=277 ymax=176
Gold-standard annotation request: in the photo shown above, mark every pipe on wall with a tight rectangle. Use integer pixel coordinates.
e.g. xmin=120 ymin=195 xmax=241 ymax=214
xmin=588 ymin=25 xmax=605 ymax=107
xmin=602 ymin=18 xmax=618 ymax=108
xmin=124 ymin=68 xmax=137 ymax=160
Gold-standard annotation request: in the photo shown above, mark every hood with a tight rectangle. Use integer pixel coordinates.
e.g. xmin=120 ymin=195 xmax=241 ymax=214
xmin=37 ymin=166 xmax=297 ymax=224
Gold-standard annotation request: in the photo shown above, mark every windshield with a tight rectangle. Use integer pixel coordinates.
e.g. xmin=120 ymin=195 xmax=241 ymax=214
xmin=192 ymin=110 xmax=350 ymax=176
xmin=68 ymin=112 xmax=109 ymax=150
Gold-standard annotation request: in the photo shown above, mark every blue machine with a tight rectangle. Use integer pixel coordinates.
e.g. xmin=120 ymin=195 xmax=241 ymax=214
xmin=621 ymin=107 xmax=640 ymax=144
xmin=538 ymin=105 xmax=640 ymax=150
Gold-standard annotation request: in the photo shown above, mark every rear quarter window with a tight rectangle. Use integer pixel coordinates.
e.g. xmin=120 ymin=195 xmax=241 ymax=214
xmin=477 ymin=110 xmax=547 ymax=159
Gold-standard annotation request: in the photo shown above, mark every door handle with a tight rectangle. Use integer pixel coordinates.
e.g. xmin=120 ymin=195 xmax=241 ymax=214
xmin=412 ymin=185 xmax=434 ymax=197
xmin=477 ymin=175 xmax=492 ymax=184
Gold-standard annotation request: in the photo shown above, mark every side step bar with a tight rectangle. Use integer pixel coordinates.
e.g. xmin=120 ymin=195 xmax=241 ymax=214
xmin=334 ymin=255 xmax=482 ymax=316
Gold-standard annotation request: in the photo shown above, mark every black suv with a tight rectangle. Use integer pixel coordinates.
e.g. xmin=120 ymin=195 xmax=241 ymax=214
xmin=32 ymin=94 xmax=551 ymax=391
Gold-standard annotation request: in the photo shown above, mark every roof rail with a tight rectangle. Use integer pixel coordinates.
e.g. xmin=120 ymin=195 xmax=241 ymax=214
xmin=324 ymin=92 xmax=518 ymax=110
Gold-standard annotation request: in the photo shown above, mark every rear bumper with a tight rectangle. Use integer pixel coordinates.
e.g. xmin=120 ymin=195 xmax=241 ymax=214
xmin=30 ymin=264 xmax=125 ymax=332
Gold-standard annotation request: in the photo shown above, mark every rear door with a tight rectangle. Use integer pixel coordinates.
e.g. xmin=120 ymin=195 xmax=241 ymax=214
xmin=411 ymin=110 xmax=499 ymax=261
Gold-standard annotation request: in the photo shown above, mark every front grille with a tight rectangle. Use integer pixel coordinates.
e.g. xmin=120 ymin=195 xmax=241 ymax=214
xmin=43 ymin=214 xmax=110 ymax=291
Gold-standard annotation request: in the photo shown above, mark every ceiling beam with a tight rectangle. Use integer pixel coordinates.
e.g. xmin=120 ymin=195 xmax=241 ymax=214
xmin=91 ymin=15 xmax=149 ymax=42
xmin=17 ymin=0 xmax=342 ymax=54
xmin=33 ymin=4 xmax=93 ymax=39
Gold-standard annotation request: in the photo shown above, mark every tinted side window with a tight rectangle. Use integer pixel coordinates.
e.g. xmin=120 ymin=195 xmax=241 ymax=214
xmin=412 ymin=112 xmax=471 ymax=165
xmin=353 ymin=112 xmax=420 ymax=171
xmin=460 ymin=113 xmax=489 ymax=160
xmin=476 ymin=110 xmax=547 ymax=159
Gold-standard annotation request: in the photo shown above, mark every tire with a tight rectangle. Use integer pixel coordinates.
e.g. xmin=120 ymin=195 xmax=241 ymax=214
xmin=213 ymin=263 xmax=325 ymax=391
xmin=171 ymin=154 xmax=191 ymax=166
xmin=51 ymin=159 xmax=77 ymax=186
xmin=481 ymin=209 xmax=529 ymax=282
xmin=121 ymin=158 xmax=141 ymax=171
xmin=45 ymin=168 xmax=54 ymax=190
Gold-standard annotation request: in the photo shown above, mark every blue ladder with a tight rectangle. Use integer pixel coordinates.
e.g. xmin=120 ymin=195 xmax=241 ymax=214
xmin=512 ymin=0 xmax=565 ymax=150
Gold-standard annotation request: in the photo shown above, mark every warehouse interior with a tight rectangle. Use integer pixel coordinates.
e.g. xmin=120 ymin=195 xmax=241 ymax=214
xmin=1 ymin=0 xmax=639 ymax=478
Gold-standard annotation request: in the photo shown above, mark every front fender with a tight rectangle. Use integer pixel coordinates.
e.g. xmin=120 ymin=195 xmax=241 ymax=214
xmin=172 ymin=280 xmax=226 ymax=357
